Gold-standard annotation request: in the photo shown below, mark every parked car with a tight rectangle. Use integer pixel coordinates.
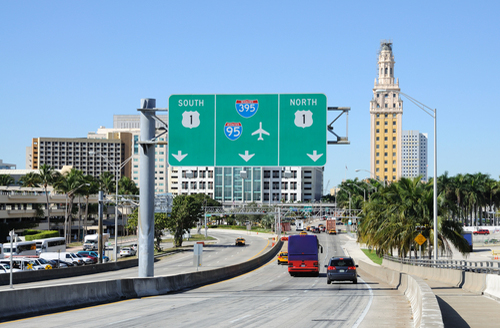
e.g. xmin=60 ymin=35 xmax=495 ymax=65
xmin=49 ymin=259 xmax=74 ymax=268
xmin=119 ymin=247 xmax=137 ymax=257
xmin=235 ymin=237 xmax=246 ymax=246
xmin=326 ymin=257 xmax=358 ymax=284
xmin=473 ymin=229 xmax=490 ymax=235
xmin=0 ymin=263 xmax=22 ymax=273
xmin=277 ymin=251 xmax=288 ymax=265
xmin=130 ymin=244 xmax=138 ymax=251
xmin=76 ymin=251 xmax=98 ymax=264
xmin=82 ymin=250 xmax=110 ymax=263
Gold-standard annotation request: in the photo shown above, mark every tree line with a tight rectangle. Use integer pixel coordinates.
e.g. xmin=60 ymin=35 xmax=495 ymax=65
xmin=330 ymin=172 xmax=500 ymax=258
xmin=0 ymin=164 xmax=139 ymax=243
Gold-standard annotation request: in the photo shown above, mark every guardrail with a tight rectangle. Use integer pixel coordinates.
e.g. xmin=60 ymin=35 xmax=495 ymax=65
xmin=384 ymin=255 xmax=500 ymax=274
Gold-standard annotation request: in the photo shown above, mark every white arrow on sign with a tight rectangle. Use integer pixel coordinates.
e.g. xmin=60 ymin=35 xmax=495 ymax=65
xmin=239 ymin=150 xmax=255 ymax=162
xmin=172 ymin=150 xmax=188 ymax=162
xmin=307 ymin=150 xmax=323 ymax=162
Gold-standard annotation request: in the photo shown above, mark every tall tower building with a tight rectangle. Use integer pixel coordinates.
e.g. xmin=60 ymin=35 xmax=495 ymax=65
xmin=370 ymin=41 xmax=403 ymax=183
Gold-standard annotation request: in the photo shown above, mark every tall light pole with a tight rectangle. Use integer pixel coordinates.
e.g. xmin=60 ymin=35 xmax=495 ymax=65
xmin=376 ymin=89 xmax=438 ymax=260
xmin=89 ymin=151 xmax=133 ymax=262
xmin=347 ymin=183 xmax=366 ymax=202
xmin=337 ymin=187 xmax=351 ymax=231
xmin=355 ymin=168 xmax=386 ymax=187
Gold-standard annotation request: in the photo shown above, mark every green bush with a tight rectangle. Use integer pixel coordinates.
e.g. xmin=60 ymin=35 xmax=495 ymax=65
xmin=25 ymin=230 xmax=60 ymax=241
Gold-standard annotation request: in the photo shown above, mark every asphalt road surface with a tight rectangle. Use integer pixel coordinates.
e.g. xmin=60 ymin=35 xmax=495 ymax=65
xmin=0 ymin=229 xmax=271 ymax=291
xmin=3 ymin=225 xmax=412 ymax=327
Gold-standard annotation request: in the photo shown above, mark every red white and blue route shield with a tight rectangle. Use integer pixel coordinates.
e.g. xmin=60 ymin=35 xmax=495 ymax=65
xmin=224 ymin=122 xmax=242 ymax=141
xmin=235 ymin=99 xmax=258 ymax=118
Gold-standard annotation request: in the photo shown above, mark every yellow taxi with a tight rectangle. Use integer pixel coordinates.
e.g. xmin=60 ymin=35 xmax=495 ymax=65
xmin=299 ymin=231 xmax=308 ymax=236
xmin=328 ymin=229 xmax=337 ymax=235
xmin=277 ymin=251 xmax=288 ymax=265
xmin=235 ymin=237 xmax=246 ymax=246
xmin=306 ymin=226 xmax=311 ymax=231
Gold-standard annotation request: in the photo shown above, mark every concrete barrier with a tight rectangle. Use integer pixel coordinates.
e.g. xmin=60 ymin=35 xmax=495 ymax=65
xmin=359 ymin=260 xmax=444 ymax=328
xmin=484 ymin=274 xmax=500 ymax=301
xmin=0 ymin=240 xmax=282 ymax=321
xmin=462 ymin=271 xmax=486 ymax=294
xmin=0 ymin=258 xmax=139 ymax=286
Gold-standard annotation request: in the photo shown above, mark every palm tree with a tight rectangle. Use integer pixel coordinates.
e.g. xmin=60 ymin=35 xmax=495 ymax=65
xmin=81 ymin=175 xmax=99 ymax=238
xmin=99 ymin=171 xmax=115 ymax=196
xmin=0 ymin=175 xmax=15 ymax=186
xmin=53 ymin=168 xmax=85 ymax=243
xmin=119 ymin=176 xmax=139 ymax=195
xmin=18 ymin=172 xmax=41 ymax=187
xmin=38 ymin=164 xmax=61 ymax=230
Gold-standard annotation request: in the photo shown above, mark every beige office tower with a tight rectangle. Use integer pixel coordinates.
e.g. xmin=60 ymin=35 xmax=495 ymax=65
xmin=370 ymin=41 xmax=403 ymax=184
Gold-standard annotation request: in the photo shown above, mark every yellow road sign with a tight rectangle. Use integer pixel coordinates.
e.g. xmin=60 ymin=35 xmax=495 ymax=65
xmin=414 ymin=233 xmax=427 ymax=246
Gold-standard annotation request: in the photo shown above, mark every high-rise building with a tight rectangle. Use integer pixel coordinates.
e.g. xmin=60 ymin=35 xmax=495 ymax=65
xmin=401 ymin=130 xmax=428 ymax=182
xmin=370 ymin=41 xmax=403 ymax=183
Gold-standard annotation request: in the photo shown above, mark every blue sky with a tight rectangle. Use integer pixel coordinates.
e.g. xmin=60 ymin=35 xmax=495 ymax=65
xmin=1 ymin=1 xmax=499 ymax=189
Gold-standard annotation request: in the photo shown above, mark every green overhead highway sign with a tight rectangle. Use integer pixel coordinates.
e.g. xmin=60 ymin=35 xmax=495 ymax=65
xmin=168 ymin=94 xmax=327 ymax=167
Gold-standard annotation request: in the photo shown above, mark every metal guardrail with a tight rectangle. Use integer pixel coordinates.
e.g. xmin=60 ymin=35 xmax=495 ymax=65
xmin=384 ymin=255 xmax=500 ymax=275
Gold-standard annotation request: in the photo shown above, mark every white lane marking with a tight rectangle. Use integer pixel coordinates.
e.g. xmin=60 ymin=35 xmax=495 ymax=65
xmin=230 ymin=315 xmax=251 ymax=323
xmin=281 ymin=298 xmax=290 ymax=302
xmin=107 ymin=316 xmax=141 ymax=325
xmin=351 ymin=277 xmax=373 ymax=328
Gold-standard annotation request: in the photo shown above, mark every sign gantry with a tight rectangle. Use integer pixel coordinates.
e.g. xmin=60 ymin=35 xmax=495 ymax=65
xmin=168 ymin=94 xmax=327 ymax=167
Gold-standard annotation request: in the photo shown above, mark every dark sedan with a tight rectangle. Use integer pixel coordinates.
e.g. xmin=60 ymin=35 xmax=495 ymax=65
xmin=326 ymin=257 xmax=358 ymax=284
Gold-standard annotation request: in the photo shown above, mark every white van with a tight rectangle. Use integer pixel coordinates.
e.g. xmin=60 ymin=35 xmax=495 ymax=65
xmin=40 ymin=252 xmax=85 ymax=266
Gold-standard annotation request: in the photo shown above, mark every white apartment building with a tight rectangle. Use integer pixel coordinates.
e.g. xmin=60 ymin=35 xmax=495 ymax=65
xmin=401 ymin=130 xmax=428 ymax=182
xmin=170 ymin=165 xmax=323 ymax=204
xmin=30 ymin=137 xmax=125 ymax=179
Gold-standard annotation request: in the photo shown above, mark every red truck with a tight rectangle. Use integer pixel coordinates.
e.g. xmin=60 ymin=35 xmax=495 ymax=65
xmin=326 ymin=219 xmax=337 ymax=234
xmin=288 ymin=234 xmax=323 ymax=276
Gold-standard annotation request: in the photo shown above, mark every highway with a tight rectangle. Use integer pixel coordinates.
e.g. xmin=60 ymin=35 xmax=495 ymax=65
xmin=0 ymin=229 xmax=271 ymax=291
xmin=2 ymin=225 xmax=413 ymax=327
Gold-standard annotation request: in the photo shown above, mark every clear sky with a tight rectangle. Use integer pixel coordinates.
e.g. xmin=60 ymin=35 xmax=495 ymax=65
xmin=2 ymin=1 xmax=499 ymax=189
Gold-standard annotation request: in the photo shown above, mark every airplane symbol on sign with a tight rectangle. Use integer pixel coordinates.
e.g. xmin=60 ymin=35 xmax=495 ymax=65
xmin=251 ymin=122 xmax=270 ymax=141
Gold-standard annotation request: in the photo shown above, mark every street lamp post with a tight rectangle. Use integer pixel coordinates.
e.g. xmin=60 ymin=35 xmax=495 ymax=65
xmin=355 ymin=169 xmax=386 ymax=187
xmin=347 ymin=183 xmax=366 ymax=202
xmin=89 ymin=151 xmax=133 ymax=262
xmin=376 ymin=89 xmax=438 ymax=260
xmin=338 ymin=187 xmax=351 ymax=231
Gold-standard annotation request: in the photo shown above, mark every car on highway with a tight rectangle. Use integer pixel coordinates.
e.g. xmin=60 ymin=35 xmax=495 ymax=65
xmin=473 ymin=229 xmax=490 ymax=235
xmin=277 ymin=251 xmax=288 ymax=265
xmin=119 ymin=247 xmax=137 ymax=257
xmin=235 ymin=237 xmax=246 ymax=246
xmin=326 ymin=257 xmax=358 ymax=284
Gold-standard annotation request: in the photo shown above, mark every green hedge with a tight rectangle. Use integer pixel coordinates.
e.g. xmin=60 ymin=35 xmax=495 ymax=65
xmin=25 ymin=230 xmax=60 ymax=241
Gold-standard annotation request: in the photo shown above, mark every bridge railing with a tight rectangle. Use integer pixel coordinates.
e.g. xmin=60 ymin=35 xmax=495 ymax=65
xmin=384 ymin=255 xmax=500 ymax=275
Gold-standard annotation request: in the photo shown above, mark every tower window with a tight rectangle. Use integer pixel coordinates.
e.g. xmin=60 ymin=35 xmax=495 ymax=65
xmin=385 ymin=104 xmax=388 ymax=108
xmin=385 ymin=129 xmax=388 ymax=133
xmin=385 ymin=68 xmax=388 ymax=74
